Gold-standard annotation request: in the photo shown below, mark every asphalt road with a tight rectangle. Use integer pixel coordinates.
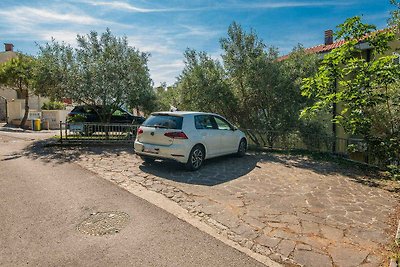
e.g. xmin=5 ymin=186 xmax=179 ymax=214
xmin=0 ymin=131 xmax=263 ymax=267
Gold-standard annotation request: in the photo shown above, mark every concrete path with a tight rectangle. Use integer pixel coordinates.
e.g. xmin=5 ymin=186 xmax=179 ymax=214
xmin=0 ymin=132 xmax=266 ymax=267
xmin=29 ymin=143 xmax=400 ymax=267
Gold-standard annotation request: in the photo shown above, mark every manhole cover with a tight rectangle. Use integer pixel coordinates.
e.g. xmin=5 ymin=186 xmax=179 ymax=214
xmin=77 ymin=211 xmax=130 ymax=236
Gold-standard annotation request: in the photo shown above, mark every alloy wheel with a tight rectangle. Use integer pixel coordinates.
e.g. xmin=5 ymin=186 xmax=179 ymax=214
xmin=191 ymin=148 xmax=203 ymax=169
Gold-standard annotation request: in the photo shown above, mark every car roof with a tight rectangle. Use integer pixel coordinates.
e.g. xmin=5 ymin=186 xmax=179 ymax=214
xmin=151 ymin=111 xmax=222 ymax=117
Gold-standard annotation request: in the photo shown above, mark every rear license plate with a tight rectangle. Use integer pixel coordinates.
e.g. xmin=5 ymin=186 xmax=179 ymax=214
xmin=143 ymin=147 xmax=159 ymax=154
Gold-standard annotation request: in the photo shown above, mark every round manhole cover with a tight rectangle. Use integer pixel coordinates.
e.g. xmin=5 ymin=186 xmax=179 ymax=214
xmin=77 ymin=211 xmax=130 ymax=236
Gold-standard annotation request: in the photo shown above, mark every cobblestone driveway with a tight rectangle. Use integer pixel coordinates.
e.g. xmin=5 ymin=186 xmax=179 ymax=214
xmin=29 ymin=145 xmax=399 ymax=267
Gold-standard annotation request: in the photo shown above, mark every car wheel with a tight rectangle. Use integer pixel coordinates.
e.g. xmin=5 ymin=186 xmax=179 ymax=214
xmin=141 ymin=156 xmax=155 ymax=163
xmin=186 ymin=145 xmax=205 ymax=171
xmin=237 ymin=138 xmax=247 ymax=157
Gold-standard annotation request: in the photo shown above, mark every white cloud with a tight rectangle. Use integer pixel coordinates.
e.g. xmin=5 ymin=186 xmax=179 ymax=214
xmin=178 ymin=25 xmax=221 ymax=38
xmin=0 ymin=7 xmax=105 ymax=26
xmin=37 ymin=30 xmax=81 ymax=45
xmin=79 ymin=0 xmax=351 ymax=13
xmin=152 ymin=60 xmax=185 ymax=70
xmin=82 ymin=0 xmax=161 ymax=12
xmin=127 ymin=36 xmax=181 ymax=55
xmin=236 ymin=1 xmax=353 ymax=9
xmin=149 ymin=68 xmax=181 ymax=86
xmin=147 ymin=58 xmax=186 ymax=85
xmin=80 ymin=0 xmax=197 ymax=13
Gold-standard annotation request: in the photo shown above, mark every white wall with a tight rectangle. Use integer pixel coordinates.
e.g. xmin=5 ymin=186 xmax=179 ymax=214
xmin=29 ymin=95 xmax=49 ymax=111
xmin=42 ymin=110 xmax=69 ymax=129
xmin=7 ymin=100 xmax=24 ymax=121
xmin=0 ymin=87 xmax=17 ymax=100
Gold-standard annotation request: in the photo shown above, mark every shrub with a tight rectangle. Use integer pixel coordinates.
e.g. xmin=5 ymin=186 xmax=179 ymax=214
xmin=67 ymin=114 xmax=86 ymax=123
xmin=41 ymin=101 xmax=65 ymax=110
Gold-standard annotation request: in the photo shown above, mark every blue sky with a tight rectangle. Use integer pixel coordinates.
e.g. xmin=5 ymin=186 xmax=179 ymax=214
xmin=0 ymin=0 xmax=394 ymax=85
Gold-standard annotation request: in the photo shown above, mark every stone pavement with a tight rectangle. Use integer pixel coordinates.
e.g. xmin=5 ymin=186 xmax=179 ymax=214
xmin=28 ymin=145 xmax=399 ymax=267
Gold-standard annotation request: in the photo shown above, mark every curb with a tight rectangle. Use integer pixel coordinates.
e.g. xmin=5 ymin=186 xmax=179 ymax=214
xmin=396 ymin=219 xmax=400 ymax=246
xmin=0 ymin=127 xmax=31 ymax=133
xmin=119 ymin=183 xmax=283 ymax=267
xmin=390 ymin=220 xmax=400 ymax=267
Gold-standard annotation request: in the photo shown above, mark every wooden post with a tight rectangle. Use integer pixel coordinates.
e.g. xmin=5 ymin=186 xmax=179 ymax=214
xmin=59 ymin=121 xmax=63 ymax=144
xmin=65 ymin=121 xmax=68 ymax=142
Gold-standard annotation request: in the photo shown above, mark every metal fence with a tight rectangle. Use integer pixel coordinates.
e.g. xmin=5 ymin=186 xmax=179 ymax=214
xmin=244 ymin=129 xmax=366 ymax=157
xmin=59 ymin=122 xmax=139 ymax=144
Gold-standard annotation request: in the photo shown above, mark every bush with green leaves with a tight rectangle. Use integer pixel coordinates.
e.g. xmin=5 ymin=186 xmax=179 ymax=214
xmin=41 ymin=101 xmax=65 ymax=110
xmin=175 ymin=23 xmax=319 ymax=147
xmin=301 ymin=16 xmax=400 ymax=178
xmin=67 ymin=114 xmax=86 ymax=123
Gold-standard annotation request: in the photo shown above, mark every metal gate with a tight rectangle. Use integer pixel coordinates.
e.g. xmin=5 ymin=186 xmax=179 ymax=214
xmin=0 ymin=96 xmax=7 ymax=123
xmin=59 ymin=122 xmax=138 ymax=144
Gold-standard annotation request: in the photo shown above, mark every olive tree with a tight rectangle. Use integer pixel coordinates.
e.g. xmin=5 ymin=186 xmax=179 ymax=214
xmin=220 ymin=23 xmax=319 ymax=147
xmin=36 ymin=29 xmax=154 ymax=122
xmin=177 ymin=49 xmax=236 ymax=118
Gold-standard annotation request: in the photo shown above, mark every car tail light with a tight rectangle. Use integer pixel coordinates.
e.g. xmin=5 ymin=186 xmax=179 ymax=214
xmin=164 ymin=131 xmax=188 ymax=139
xmin=137 ymin=127 xmax=143 ymax=135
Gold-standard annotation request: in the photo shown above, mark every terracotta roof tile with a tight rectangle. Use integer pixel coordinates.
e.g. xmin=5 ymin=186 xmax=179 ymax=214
xmin=277 ymin=28 xmax=391 ymax=61
xmin=277 ymin=39 xmax=346 ymax=61
xmin=305 ymin=39 xmax=347 ymax=54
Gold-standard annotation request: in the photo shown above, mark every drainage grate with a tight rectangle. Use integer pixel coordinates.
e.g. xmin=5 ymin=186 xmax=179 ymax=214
xmin=77 ymin=211 xmax=130 ymax=236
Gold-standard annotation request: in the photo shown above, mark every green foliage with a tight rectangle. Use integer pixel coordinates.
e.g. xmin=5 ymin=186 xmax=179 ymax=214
xmin=0 ymin=54 xmax=35 ymax=90
xmin=177 ymin=49 xmax=236 ymax=118
xmin=36 ymin=29 xmax=155 ymax=122
xmin=219 ymin=22 xmax=267 ymax=129
xmin=172 ymin=22 xmax=319 ymax=147
xmin=389 ymin=0 xmax=400 ymax=28
xmin=298 ymin=119 xmax=331 ymax=151
xmin=41 ymin=101 xmax=65 ymax=110
xmin=155 ymin=83 xmax=182 ymax=111
xmin=0 ymin=54 xmax=36 ymax=127
xmin=335 ymin=16 xmax=376 ymax=41
xmin=301 ymin=16 xmax=400 ymax=175
xmin=67 ymin=114 xmax=86 ymax=123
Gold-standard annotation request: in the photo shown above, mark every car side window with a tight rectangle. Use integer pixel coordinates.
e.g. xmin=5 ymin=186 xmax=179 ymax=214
xmin=112 ymin=109 xmax=126 ymax=116
xmin=86 ymin=107 xmax=97 ymax=114
xmin=213 ymin=116 xmax=232 ymax=130
xmin=195 ymin=115 xmax=217 ymax=130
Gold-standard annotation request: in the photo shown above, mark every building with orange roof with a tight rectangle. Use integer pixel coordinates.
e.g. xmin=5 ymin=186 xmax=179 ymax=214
xmin=279 ymin=29 xmax=400 ymax=155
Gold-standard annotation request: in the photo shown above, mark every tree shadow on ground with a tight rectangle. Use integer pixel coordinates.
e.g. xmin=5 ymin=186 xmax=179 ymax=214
xmin=139 ymin=154 xmax=259 ymax=186
xmin=22 ymin=138 xmax=398 ymax=192
xmin=258 ymin=152 xmax=398 ymax=192
xmin=23 ymin=139 xmax=134 ymax=164
xmin=140 ymin=151 xmax=398 ymax=191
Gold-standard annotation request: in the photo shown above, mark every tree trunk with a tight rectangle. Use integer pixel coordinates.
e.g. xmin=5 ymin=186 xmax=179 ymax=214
xmin=245 ymin=130 xmax=260 ymax=147
xmin=20 ymin=91 xmax=29 ymax=128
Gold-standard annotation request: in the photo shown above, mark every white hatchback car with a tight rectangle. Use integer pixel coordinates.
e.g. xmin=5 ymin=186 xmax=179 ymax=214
xmin=134 ymin=111 xmax=247 ymax=170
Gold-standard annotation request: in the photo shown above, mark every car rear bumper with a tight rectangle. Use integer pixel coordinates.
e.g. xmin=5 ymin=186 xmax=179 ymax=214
xmin=134 ymin=140 xmax=189 ymax=163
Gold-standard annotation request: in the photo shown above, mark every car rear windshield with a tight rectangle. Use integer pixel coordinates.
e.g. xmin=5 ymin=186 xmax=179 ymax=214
xmin=142 ymin=115 xmax=183 ymax=129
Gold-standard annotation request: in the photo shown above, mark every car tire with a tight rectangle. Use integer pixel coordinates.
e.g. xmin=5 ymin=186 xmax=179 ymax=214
xmin=185 ymin=145 xmax=205 ymax=171
xmin=141 ymin=156 xmax=155 ymax=163
xmin=237 ymin=138 xmax=247 ymax=157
